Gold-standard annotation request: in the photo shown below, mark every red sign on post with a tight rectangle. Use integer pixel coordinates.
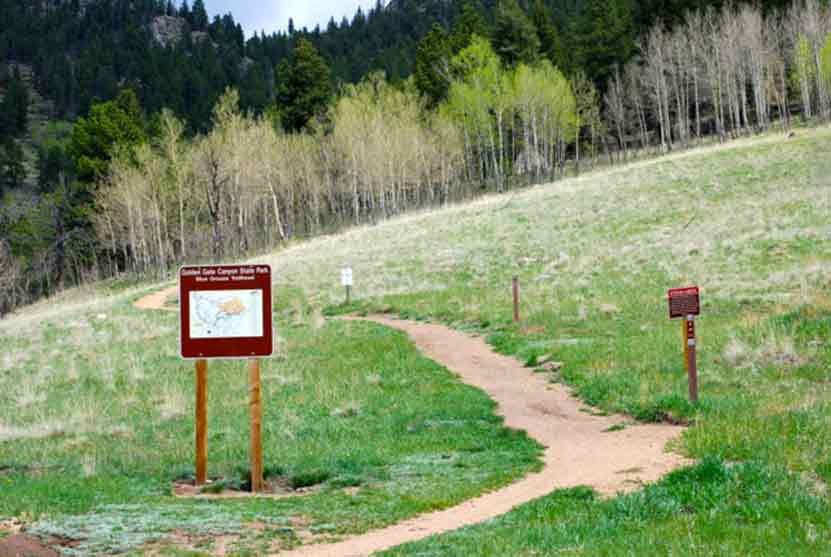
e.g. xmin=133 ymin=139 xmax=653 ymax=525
xmin=180 ymin=265 xmax=273 ymax=359
xmin=668 ymin=286 xmax=700 ymax=319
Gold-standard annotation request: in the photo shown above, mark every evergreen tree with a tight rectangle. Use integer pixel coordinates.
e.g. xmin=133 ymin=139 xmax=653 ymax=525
xmin=191 ymin=0 xmax=209 ymax=30
xmin=69 ymin=89 xmax=146 ymax=183
xmin=178 ymin=0 xmax=190 ymax=21
xmin=493 ymin=0 xmax=540 ymax=66
xmin=532 ymin=0 xmax=566 ymax=70
xmin=276 ymin=38 xmax=332 ymax=132
xmin=36 ymin=139 xmax=72 ymax=194
xmin=240 ymin=62 xmax=272 ymax=115
xmin=415 ymin=24 xmax=453 ymax=108
xmin=570 ymin=0 xmax=637 ymax=85
xmin=0 ymin=67 xmax=30 ymax=137
xmin=0 ymin=137 xmax=26 ymax=191
xmin=451 ymin=1 xmax=490 ymax=52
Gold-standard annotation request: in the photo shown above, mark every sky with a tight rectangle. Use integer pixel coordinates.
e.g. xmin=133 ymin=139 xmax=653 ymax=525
xmin=207 ymin=0 xmax=378 ymax=36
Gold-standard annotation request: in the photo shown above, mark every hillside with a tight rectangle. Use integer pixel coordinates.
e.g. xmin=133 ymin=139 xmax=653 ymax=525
xmin=1 ymin=127 xmax=830 ymax=555
xmin=0 ymin=0 xmax=791 ymax=126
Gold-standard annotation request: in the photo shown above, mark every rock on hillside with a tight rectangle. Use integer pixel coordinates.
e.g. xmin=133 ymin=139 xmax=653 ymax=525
xmin=149 ymin=15 xmax=187 ymax=48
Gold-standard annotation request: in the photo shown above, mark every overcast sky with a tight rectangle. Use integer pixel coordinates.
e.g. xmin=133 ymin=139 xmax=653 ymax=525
xmin=207 ymin=1 xmax=378 ymax=36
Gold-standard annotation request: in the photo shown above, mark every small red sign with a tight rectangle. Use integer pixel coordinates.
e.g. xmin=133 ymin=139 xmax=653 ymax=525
xmin=180 ymin=265 xmax=273 ymax=359
xmin=668 ymin=286 xmax=700 ymax=319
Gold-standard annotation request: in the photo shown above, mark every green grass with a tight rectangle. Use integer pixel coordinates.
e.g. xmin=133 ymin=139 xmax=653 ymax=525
xmin=3 ymin=127 xmax=831 ymax=554
xmin=0 ymin=292 xmax=540 ymax=554
xmin=382 ymin=458 xmax=831 ymax=556
xmin=302 ymin=129 xmax=831 ymax=554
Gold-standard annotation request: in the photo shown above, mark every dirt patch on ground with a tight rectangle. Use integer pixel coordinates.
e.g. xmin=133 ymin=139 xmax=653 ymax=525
xmin=172 ymin=478 xmax=322 ymax=499
xmin=0 ymin=535 xmax=60 ymax=557
xmin=275 ymin=316 xmax=690 ymax=557
xmin=134 ymin=285 xmax=177 ymax=312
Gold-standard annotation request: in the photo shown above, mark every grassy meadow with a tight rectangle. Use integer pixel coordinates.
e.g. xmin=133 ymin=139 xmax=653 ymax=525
xmin=0 ymin=287 xmax=540 ymax=554
xmin=2 ymin=126 xmax=831 ymax=555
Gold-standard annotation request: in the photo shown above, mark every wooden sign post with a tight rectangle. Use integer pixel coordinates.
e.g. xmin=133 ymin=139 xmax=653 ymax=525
xmin=341 ymin=266 xmax=353 ymax=305
xmin=196 ymin=359 xmax=208 ymax=486
xmin=513 ymin=276 xmax=520 ymax=324
xmin=180 ymin=265 xmax=274 ymax=493
xmin=668 ymin=286 xmax=701 ymax=403
xmin=248 ymin=359 xmax=264 ymax=492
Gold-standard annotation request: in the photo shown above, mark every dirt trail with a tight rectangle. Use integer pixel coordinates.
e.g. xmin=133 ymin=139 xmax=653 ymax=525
xmin=278 ymin=317 xmax=688 ymax=557
xmin=133 ymin=285 xmax=178 ymax=312
xmin=130 ymin=290 xmax=689 ymax=557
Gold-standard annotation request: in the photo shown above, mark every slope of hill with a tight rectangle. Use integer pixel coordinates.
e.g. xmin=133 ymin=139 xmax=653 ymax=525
xmin=1 ymin=127 xmax=830 ymax=554
xmin=1 ymin=0 xmax=791 ymax=129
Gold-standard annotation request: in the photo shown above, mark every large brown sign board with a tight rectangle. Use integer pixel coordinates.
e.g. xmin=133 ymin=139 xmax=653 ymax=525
xmin=180 ymin=265 xmax=273 ymax=359
xmin=668 ymin=286 xmax=700 ymax=319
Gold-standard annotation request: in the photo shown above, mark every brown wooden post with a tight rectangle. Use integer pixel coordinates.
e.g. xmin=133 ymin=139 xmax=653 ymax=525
xmin=195 ymin=359 xmax=208 ymax=486
xmin=345 ymin=285 xmax=351 ymax=305
xmin=686 ymin=316 xmax=698 ymax=403
xmin=249 ymin=358 xmax=264 ymax=493
xmin=512 ymin=276 xmax=520 ymax=324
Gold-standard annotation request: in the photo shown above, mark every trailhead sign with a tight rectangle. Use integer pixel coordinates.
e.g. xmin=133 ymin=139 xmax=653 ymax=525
xmin=179 ymin=264 xmax=273 ymax=492
xmin=180 ymin=265 xmax=273 ymax=359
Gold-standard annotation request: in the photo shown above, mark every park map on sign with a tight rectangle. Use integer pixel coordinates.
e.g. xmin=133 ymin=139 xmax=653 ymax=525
xmin=189 ymin=290 xmax=264 ymax=339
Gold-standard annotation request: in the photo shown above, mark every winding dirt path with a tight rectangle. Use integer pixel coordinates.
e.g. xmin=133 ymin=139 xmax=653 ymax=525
xmin=131 ymin=289 xmax=689 ymax=557
xmin=134 ymin=285 xmax=178 ymax=312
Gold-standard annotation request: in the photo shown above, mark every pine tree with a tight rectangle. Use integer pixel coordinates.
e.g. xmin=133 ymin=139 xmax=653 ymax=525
xmin=493 ymin=0 xmax=540 ymax=66
xmin=276 ymin=38 xmax=332 ymax=132
xmin=570 ymin=0 xmax=637 ymax=85
xmin=37 ymin=139 xmax=71 ymax=194
xmin=0 ymin=137 xmax=26 ymax=191
xmin=191 ymin=0 xmax=208 ymax=30
xmin=0 ymin=67 xmax=30 ymax=137
xmin=178 ymin=0 xmax=190 ymax=21
xmin=415 ymin=24 xmax=453 ymax=108
xmin=69 ymin=89 xmax=147 ymax=183
xmin=451 ymin=1 xmax=489 ymax=52
xmin=532 ymin=0 xmax=566 ymax=70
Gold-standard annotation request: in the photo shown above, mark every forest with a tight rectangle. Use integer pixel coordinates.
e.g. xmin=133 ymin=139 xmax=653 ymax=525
xmin=1 ymin=0 xmax=831 ymax=313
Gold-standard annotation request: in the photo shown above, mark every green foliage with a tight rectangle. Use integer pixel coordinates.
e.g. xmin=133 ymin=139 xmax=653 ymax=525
xmin=415 ymin=25 xmax=453 ymax=108
xmin=36 ymin=139 xmax=72 ymax=194
xmin=820 ymin=34 xmax=831 ymax=91
xmin=0 ymin=137 xmax=25 ymax=191
xmin=570 ymin=0 xmax=638 ymax=84
xmin=68 ymin=90 xmax=146 ymax=183
xmin=190 ymin=0 xmax=209 ymax=30
xmin=276 ymin=38 xmax=333 ymax=132
xmin=0 ymin=67 xmax=30 ymax=137
xmin=532 ymin=0 xmax=566 ymax=70
xmin=493 ymin=0 xmax=540 ymax=66
xmin=791 ymin=34 xmax=816 ymax=92
xmin=450 ymin=1 xmax=490 ymax=52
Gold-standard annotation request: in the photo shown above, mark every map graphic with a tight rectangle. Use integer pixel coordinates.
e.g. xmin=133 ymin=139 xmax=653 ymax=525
xmin=189 ymin=290 xmax=264 ymax=339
